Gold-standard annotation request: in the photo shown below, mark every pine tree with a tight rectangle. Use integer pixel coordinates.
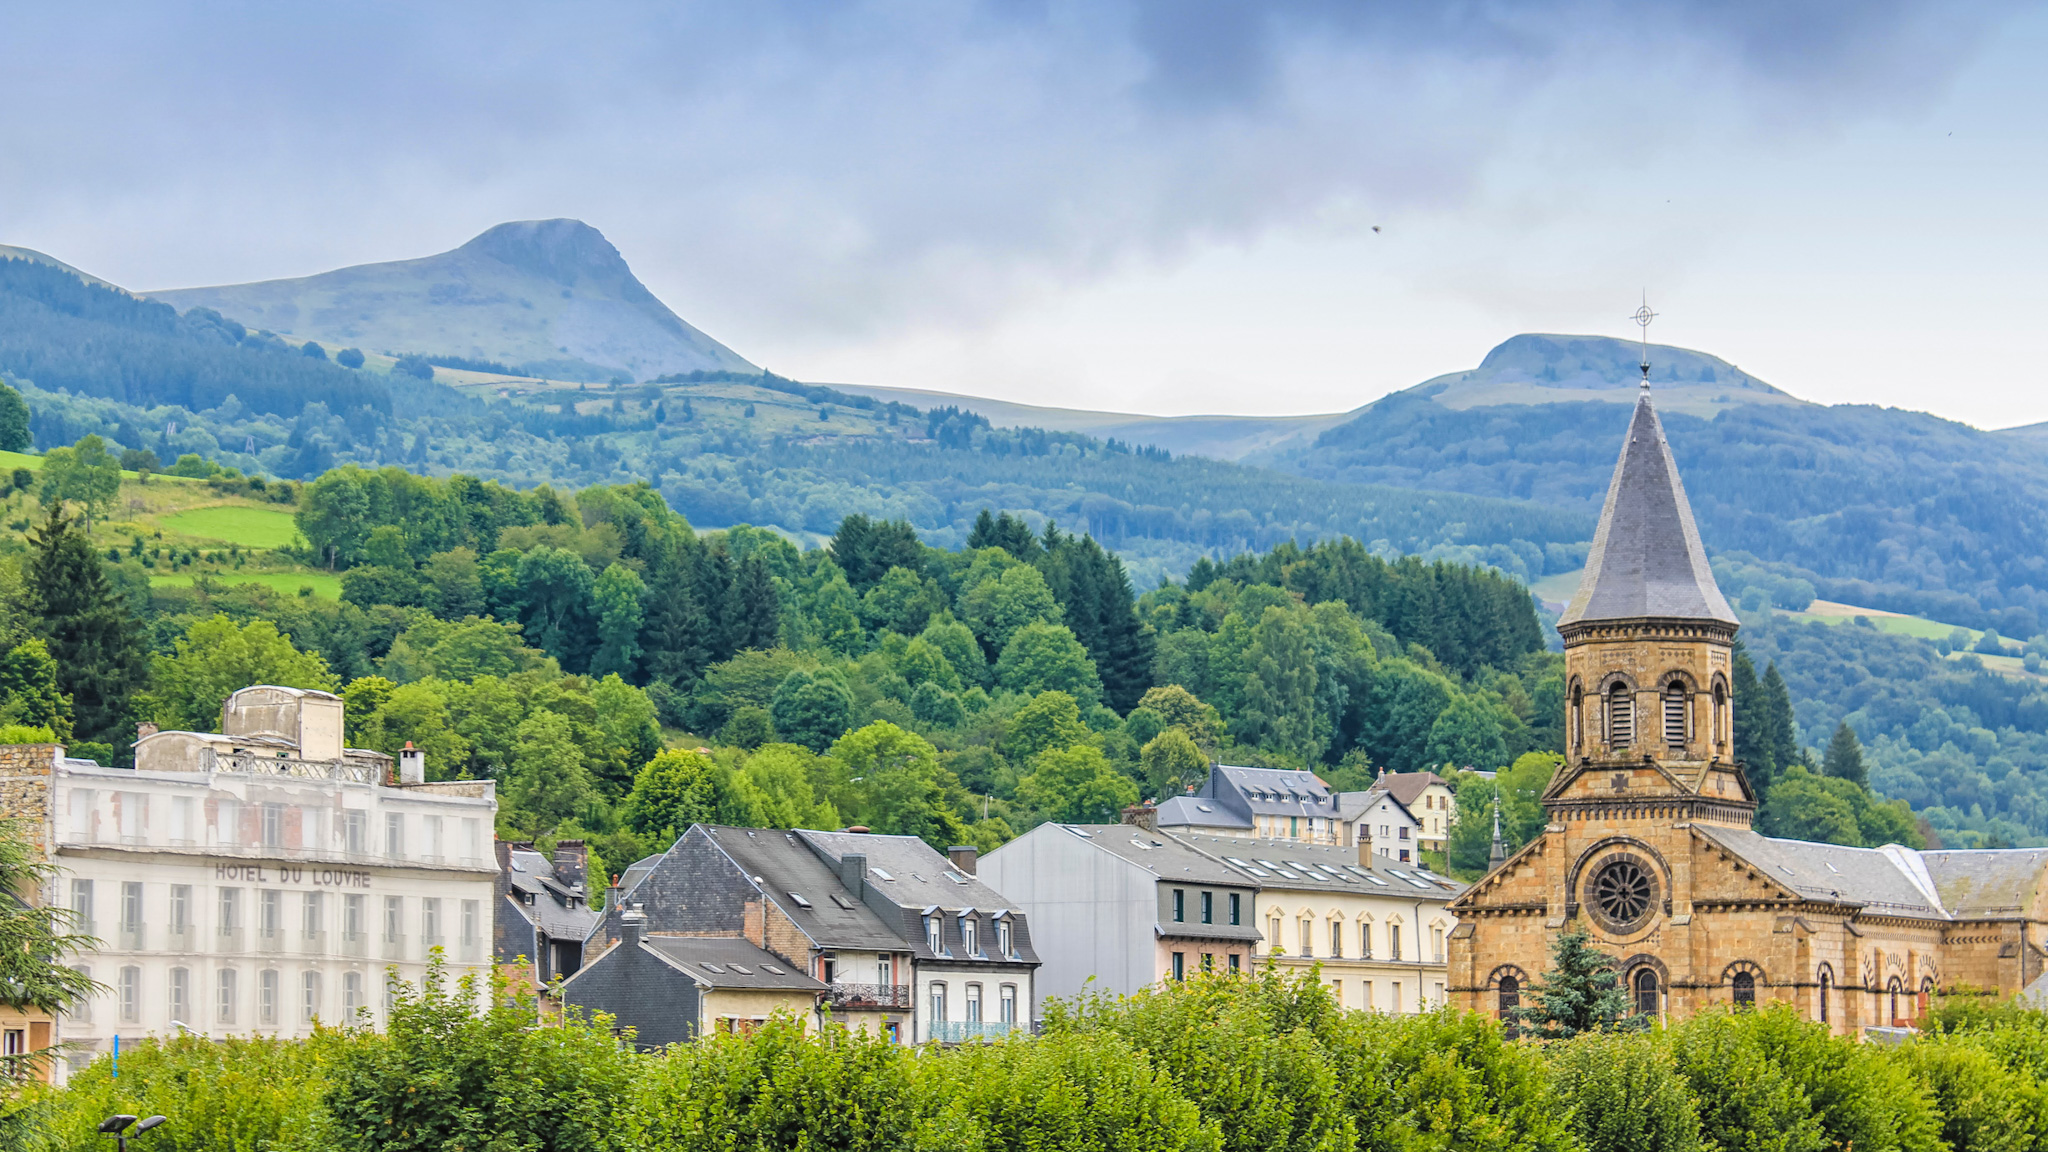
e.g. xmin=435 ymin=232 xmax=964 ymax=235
xmin=1730 ymin=644 xmax=1772 ymax=791
xmin=693 ymin=542 xmax=739 ymax=663
xmin=1823 ymin=720 xmax=1868 ymax=788
xmin=1510 ymin=923 xmax=1645 ymax=1039
xmin=1760 ymin=662 xmax=1799 ymax=784
xmin=733 ymin=553 xmax=782 ymax=652
xmin=26 ymin=508 xmax=148 ymax=751
xmin=640 ymin=545 xmax=712 ymax=688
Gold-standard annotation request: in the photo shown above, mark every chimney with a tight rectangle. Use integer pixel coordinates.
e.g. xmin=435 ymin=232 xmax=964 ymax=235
xmin=607 ymin=873 xmax=622 ymax=912
xmin=621 ymin=903 xmax=647 ymax=949
xmin=1358 ymin=828 xmax=1376 ymax=868
xmin=948 ymin=845 xmax=978 ymax=875
xmin=838 ymin=852 xmax=867 ymax=902
xmin=136 ymin=721 xmax=159 ymax=741
xmin=1122 ymin=801 xmax=1157 ymax=831
xmin=398 ymin=741 xmax=425 ymax=785
xmin=553 ymin=840 xmax=589 ymax=891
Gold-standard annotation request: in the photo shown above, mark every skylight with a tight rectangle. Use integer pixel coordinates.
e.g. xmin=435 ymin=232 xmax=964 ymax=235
xmin=726 ymin=963 xmax=752 ymax=974
xmin=1363 ymin=875 xmax=1389 ymax=886
xmin=1225 ymin=857 xmax=1250 ymax=866
xmin=787 ymin=892 xmax=812 ymax=908
xmin=830 ymin=893 xmax=855 ymax=909
xmin=761 ymin=964 xmax=786 ymax=975
xmin=700 ymin=962 xmax=725 ymax=973
xmin=1276 ymin=869 xmax=1302 ymax=879
xmin=870 ymin=867 xmax=895 ymax=881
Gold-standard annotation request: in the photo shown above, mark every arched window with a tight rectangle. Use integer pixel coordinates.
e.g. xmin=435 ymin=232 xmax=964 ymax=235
xmin=1634 ymin=968 xmax=1659 ymax=1016
xmin=1608 ymin=683 xmax=1634 ymax=748
xmin=1889 ymin=977 xmax=1903 ymax=1024
xmin=1497 ymin=975 xmax=1519 ymax=1020
xmin=1663 ymin=683 xmax=1687 ymax=748
xmin=1732 ymin=971 xmax=1756 ymax=1007
xmin=1819 ymin=971 xmax=1832 ymax=1023
xmin=1712 ymin=680 xmax=1729 ymax=749
xmin=1569 ymin=682 xmax=1583 ymax=754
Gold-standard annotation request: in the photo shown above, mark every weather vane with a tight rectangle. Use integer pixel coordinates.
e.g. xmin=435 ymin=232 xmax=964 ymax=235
xmin=1632 ymin=294 xmax=1657 ymax=387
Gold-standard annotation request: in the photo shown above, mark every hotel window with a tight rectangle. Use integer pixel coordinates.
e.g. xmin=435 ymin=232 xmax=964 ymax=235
xmin=69 ymin=788 xmax=94 ymax=841
xmin=260 ymin=890 xmax=281 ymax=939
xmin=1228 ymin=893 xmax=1242 ymax=925
xmin=385 ymin=813 xmax=405 ymax=860
xmin=343 ymin=972 xmax=364 ymax=1016
xmin=385 ymin=974 xmax=400 ymax=1021
xmin=999 ymin=984 xmax=1016 ymax=1023
xmin=423 ymin=898 xmax=442 ymax=945
xmin=303 ymin=892 xmax=324 ymax=939
xmin=1200 ymin=891 xmax=1213 ymax=924
xmin=929 ymin=983 xmax=947 ymax=1022
xmin=67 ymin=966 xmax=92 ymax=1023
xmin=1298 ymin=917 xmax=1314 ymax=958
xmin=924 ymin=915 xmax=942 ymax=955
xmin=261 ymin=802 xmax=285 ymax=848
xmin=384 ymin=896 xmax=403 ymax=943
xmin=1171 ymin=951 xmax=1185 ymax=981
xmin=344 ymin=810 xmax=367 ymax=854
xmin=344 ymin=894 xmax=365 ymax=942
xmin=70 ymin=879 xmax=94 ymax=934
xmin=1607 ymin=682 xmax=1633 ymax=747
xmin=217 ymin=968 xmax=239 ymax=1026
xmin=169 ymin=967 xmax=189 ymax=1025
xmin=1329 ymin=919 xmax=1343 ymax=958
xmin=1390 ymin=924 xmax=1403 ymax=961
xmin=462 ymin=900 xmax=480 ymax=949
xmin=260 ymin=969 xmax=280 ymax=1026
xmin=1663 ymin=683 xmax=1688 ymax=747
xmin=303 ymin=971 xmax=322 ymax=1024
xmin=1361 ymin=922 xmax=1373 ymax=958
xmin=218 ymin=798 xmax=241 ymax=846
xmin=995 ymin=917 xmax=1012 ymax=957
xmin=218 ymin=887 xmax=242 ymax=936
xmin=119 ymin=792 xmax=144 ymax=842
xmin=965 ymin=983 xmax=982 ymax=1023
xmin=1172 ymin=889 xmax=1185 ymax=922
xmin=171 ymin=796 xmax=196 ymax=844
xmin=301 ymin=806 xmax=321 ymax=849
xmin=425 ymin=815 xmax=444 ymax=861
xmin=120 ymin=881 xmax=144 ymax=934
xmin=119 ymin=966 xmax=141 ymax=1024
xmin=463 ymin=817 xmax=482 ymax=863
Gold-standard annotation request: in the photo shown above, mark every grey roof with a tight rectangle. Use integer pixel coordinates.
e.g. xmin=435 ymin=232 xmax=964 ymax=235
xmin=1560 ymin=388 xmax=1739 ymax=627
xmin=1692 ymin=826 xmax=1948 ymax=920
xmin=1053 ymin=824 xmax=1255 ymax=887
xmin=1153 ymin=794 xmax=1253 ymax=831
xmin=795 ymin=829 xmax=1022 ymax=913
xmin=695 ymin=827 xmax=906 ymax=951
xmin=1173 ymin=833 xmax=1465 ymax=897
xmin=505 ymin=848 xmax=602 ymax=941
xmin=641 ymin=936 xmax=829 ymax=991
xmin=1378 ymin=772 xmax=1451 ymax=809
xmin=1922 ymin=850 xmax=2048 ymax=918
xmin=1212 ymin=765 xmax=1340 ymax=816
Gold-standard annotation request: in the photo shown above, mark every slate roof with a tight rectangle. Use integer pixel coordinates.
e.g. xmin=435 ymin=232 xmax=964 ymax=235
xmin=1922 ymin=850 xmax=2048 ymax=918
xmin=1377 ymin=771 xmax=1451 ymax=809
xmin=1052 ymin=824 xmax=1254 ymax=887
xmin=693 ymin=827 xmax=906 ymax=952
xmin=505 ymin=847 xmax=602 ymax=941
xmin=1172 ymin=833 xmax=1466 ymax=897
xmin=641 ymin=936 xmax=830 ymax=991
xmin=1560 ymin=388 xmax=1739 ymax=627
xmin=797 ymin=830 xmax=1021 ymax=913
xmin=1153 ymin=794 xmax=1253 ymax=830
xmin=1692 ymin=826 xmax=1950 ymax=920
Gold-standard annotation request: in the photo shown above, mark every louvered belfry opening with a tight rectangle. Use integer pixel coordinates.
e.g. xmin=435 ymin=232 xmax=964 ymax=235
xmin=1607 ymin=682 xmax=1633 ymax=748
xmin=1663 ymin=683 xmax=1687 ymax=748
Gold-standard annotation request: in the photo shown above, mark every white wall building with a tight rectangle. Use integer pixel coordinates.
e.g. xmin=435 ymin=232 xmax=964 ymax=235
xmin=1 ymin=687 xmax=496 ymax=1073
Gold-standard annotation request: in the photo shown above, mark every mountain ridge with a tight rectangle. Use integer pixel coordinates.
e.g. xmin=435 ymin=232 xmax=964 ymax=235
xmin=148 ymin=219 xmax=755 ymax=383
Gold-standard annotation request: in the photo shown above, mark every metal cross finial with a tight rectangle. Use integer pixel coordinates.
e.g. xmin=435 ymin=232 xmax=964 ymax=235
xmin=1633 ymin=295 xmax=1658 ymax=388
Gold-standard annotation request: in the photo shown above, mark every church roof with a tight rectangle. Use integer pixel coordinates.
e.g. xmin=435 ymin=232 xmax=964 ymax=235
xmin=1559 ymin=387 xmax=1738 ymax=627
xmin=1921 ymin=849 xmax=2048 ymax=918
xmin=1692 ymin=826 xmax=1950 ymax=921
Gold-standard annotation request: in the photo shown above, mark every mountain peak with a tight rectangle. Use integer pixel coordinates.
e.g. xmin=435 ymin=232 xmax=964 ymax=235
xmin=458 ymin=219 xmax=631 ymax=289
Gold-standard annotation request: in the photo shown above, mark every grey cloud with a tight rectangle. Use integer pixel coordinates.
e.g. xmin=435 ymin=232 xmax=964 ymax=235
xmin=0 ymin=0 xmax=2018 ymax=344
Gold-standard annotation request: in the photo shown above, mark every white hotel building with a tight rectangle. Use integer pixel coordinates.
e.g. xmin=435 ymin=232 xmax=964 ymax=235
xmin=0 ymin=686 xmax=495 ymax=1072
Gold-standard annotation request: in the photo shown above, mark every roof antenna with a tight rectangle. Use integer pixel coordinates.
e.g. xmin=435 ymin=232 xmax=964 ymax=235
xmin=1632 ymin=293 xmax=1658 ymax=389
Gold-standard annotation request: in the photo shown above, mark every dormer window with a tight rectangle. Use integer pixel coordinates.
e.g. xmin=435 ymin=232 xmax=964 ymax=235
xmin=996 ymin=917 xmax=1012 ymax=956
xmin=925 ymin=915 xmax=942 ymax=955
xmin=960 ymin=915 xmax=978 ymax=956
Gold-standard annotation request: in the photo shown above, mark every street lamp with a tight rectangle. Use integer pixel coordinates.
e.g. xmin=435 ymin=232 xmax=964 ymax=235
xmin=98 ymin=1113 xmax=167 ymax=1152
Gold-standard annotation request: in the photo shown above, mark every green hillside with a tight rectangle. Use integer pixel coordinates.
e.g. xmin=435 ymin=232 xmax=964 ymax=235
xmin=148 ymin=219 xmax=755 ymax=382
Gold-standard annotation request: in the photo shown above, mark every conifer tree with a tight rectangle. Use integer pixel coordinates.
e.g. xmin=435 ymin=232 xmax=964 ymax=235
xmin=1823 ymin=720 xmax=1868 ymax=788
xmin=26 ymin=507 xmax=147 ymax=750
xmin=640 ymin=544 xmax=712 ymax=688
xmin=1510 ymin=923 xmax=1645 ymax=1039
xmin=1730 ymin=644 xmax=1771 ymax=788
xmin=733 ymin=553 xmax=782 ymax=652
xmin=1759 ymin=662 xmax=1799 ymax=780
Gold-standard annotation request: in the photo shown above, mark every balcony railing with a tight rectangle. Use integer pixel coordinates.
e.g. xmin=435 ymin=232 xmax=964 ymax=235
xmin=930 ymin=1020 xmax=1016 ymax=1043
xmin=828 ymin=982 xmax=912 ymax=1010
xmin=202 ymin=749 xmax=383 ymax=784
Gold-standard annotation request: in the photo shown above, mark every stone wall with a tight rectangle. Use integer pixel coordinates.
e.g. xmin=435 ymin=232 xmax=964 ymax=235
xmin=0 ymin=744 xmax=59 ymax=858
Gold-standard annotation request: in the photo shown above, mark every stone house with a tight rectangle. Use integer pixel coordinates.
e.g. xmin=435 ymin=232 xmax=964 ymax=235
xmin=494 ymin=839 xmax=600 ymax=990
xmin=562 ymin=908 xmax=826 ymax=1048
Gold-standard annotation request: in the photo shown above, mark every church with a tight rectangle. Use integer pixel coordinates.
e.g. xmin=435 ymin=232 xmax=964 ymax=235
xmin=1447 ymin=380 xmax=2048 ymax=1035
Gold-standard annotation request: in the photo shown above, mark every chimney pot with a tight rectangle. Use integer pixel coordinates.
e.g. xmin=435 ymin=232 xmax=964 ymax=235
xmin=398 ymin=742 xmax=426 ymax=785
xmin=621 ymin=902 xmax=647 ymax=947
xmin=136 ymin=721 xmax=160 ymax=740
xmin=948 ymin=845 xmax=978 ymax=874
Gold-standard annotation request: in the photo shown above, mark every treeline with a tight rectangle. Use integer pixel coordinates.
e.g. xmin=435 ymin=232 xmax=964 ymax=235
xmin=1288 ymin=390 xmax=2048 ymax=634
xmin=0 ymin=257 xmax=390 ymax=420
xmin=21 ymin=960 xmax=2048 ymax=1152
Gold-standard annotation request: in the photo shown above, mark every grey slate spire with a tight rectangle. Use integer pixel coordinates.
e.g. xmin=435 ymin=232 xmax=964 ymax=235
xmin=1558 ymin=386 xmax=1738 ymax=627
xmin=1488 ymin=787 xmax=1506 ymax=868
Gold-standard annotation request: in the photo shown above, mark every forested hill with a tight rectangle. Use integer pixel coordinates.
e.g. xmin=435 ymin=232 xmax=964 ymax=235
xmin=1257 ymin=334 xmax=2048 ymax=634
xmin=0 ymin=249 xmax=1591 ymax=589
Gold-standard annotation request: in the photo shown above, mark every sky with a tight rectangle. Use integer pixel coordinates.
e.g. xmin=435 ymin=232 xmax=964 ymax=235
xmin=2 ymin=1 xmax=2044 ymax=426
